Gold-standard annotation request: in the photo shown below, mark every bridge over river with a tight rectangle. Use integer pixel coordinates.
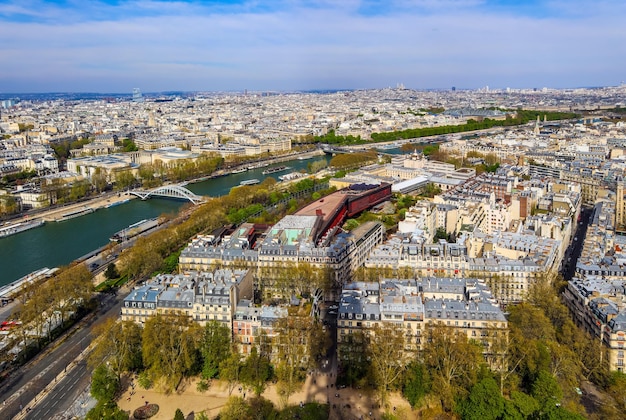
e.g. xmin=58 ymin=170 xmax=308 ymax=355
xmin=129 ymin=184 xmax=205 ymax=204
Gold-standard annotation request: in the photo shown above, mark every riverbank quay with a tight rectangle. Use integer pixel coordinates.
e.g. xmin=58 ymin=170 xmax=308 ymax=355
xmin=207 ymin=148 xmax=325 ymax=179
xmin=41 ymin=192 xmax=136 ymax=222
xmin=0 ymin=192 xmax=136 ymax=229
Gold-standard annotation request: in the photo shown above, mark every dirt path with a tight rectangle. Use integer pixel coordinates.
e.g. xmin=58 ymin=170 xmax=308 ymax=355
xmin=117 ymin=374 xmax=416 ymax=420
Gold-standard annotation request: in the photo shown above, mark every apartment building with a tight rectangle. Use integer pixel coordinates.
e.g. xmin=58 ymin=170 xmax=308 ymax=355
xmin=337 ymin=278 xmax=507 ymax=367
xmin=121 ymin=269 xmax=253 ymax=327
xmin=562 ymin=197 xmax=626 ymax=371
xmin=232 ymin=300 xmax=288 ymax=357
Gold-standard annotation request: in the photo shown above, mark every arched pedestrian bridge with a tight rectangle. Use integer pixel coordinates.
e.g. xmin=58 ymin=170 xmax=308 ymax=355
xmin=129 ymin=184 xmax=205 ymax=205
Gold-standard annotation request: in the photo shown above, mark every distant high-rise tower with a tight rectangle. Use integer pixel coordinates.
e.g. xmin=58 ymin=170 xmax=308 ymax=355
xmin=132 ymin=88 xmax=143 ymax=103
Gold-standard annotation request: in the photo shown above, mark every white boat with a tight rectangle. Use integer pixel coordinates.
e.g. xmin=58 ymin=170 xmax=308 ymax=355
xmin=0 ymin=219 xmax=45 ymax=238
xmin=110 ymin=218 xmax=159 ymax=242
xmin=239 ymin=179 xmax=260 ymax=186
xmin=262 ymin=165 xmax=290 ymax=175
xmin=56 ymin=207 xmax=95 ymax=222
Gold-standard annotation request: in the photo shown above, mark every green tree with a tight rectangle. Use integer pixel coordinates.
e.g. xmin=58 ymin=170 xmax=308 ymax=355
xmin=91 ymin=167 xmax=109 ymax=193
xmin=434 ymin=227 xmax=447 ymax=242
xmin=120 ymin=235 xmax=164 ymax=280
xmin=531 ymin=370 xmax=562 ymax=416
xmin=329 ymin=150 xmax=377 ymax=170
xmin=104 ymin=263 xmax=119 ymax=280
xmin=607 ymin=371 xmax=626 ymax=412
xmin=457 ymin=377 xmax=504 ymax=420
xmin=85 ymin=400 xmax=128 ymax=420
xmin=507 ymin=303 xmax=555 ymax=386
xmin=142 ymin=313 xmax=203 ymax=391
xmin=368 ymin=323 xmax=410 ymax=408
xmin=343 ymin=219 xmax=359 ymax=231
xmin=122 ymin=138 xmax=138 ymax=152
xmin=275 ymin=262 xmax=325 ymax=300
xmin=69 ymin=179 xmax=90 ymax=201
xmin=423 ymin=323 xmax=483 ymax=411
xmin=174 ymin=408 xmax=185 ymax=420
xmin=41 ymin=177 xmax=68 ymax=205
xmin=0 ymin=194 xmax=20 ymax=216
xmin=219 ymin=396 xmax=253 ymax=419
xmin=247 ymin=396 xmax=278 ymax=420
xmin=19 ymin=280 xmax=55 ymax=346
xmin=338 ymin=330 xmax=369 ymax=386
xmin=48 ymin=263 xmax=94 ymax=325
xmin=195 ymin=413 xmax=210 ymax=420
xmin=90 ymin=364 xmax=120 ymax=402
xmin=240 ymin=347 xmax=271 ymax=396
xmin=201 ymin=320 xmax=232 ymax=380
xmin=308 ymin=159 xmax=328 ymax=174
xmin=403 ymin=360 xmax=431 ymax=408
xmin=502 ymin=391 xmax=540 ymax=420
xmin=421 ymin=182 xmax=442 ymax=198
xmin=274 ymin=315 xmax=310 ymax=406
xmin=219 ymin=350 xmax=242 ymax=395
xmin=89 ymin=318 xmax=143 ymax=380
xmin=114 ymin=169 xmax=137 ymax=191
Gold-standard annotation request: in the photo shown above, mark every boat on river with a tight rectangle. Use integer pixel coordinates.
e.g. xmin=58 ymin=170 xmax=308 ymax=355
xmin=110 ymin=218 xmax=160 ymax=242
xmin=0 ymin=219 xmax=45 ymax=238
xmin=239 ymin=179 xmax=260 ymax=186
xmin=57 ymin=207 xmax=95 ymax=222
xmin=262 ymin=165 xmax=290 ymax=175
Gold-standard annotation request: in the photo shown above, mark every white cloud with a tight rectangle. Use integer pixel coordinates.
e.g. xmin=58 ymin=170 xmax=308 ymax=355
xmin=0 ymin=0 xmax=624 ymax=91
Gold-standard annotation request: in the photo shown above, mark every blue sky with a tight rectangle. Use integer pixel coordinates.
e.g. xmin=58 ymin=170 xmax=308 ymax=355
xmin=0 ymin=0 xmax=624 ymax=93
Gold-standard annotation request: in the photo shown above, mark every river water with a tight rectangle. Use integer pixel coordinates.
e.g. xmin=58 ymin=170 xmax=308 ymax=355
xmin=0 ymin=156 xmax=331 ymax=287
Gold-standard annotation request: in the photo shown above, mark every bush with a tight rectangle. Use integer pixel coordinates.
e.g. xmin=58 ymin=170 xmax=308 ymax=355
xmin=137 ymin=371 xmax=153 ymax=389
xmin=197 ymin=379 xmax=210 ymax=392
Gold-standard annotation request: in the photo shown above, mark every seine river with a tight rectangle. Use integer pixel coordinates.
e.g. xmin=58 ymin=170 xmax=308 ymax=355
xmin=0 ymin=156 xmax=332 ymax=287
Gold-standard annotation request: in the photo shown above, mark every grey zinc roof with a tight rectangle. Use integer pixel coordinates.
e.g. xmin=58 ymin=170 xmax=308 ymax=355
xmin=608 ymin=312 xmax=626 ymax=332
xmin=124 ymin=284 xmax=164 ymax=303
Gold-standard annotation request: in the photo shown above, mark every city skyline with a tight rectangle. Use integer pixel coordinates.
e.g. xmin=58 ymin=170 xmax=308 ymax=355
xmin=0 ymin=0 xmax=625 ymax=93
